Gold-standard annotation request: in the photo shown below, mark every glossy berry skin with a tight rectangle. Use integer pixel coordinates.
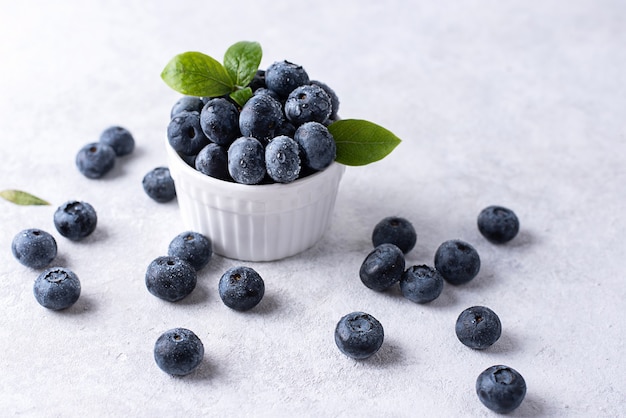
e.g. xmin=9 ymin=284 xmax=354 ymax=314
xmin=33 ymin=267 xmax=81 ymax=310
xmin=218 ymin=266 xmax=265 ymax=311
xmin=99 ymin=126 xmax=135 ymax=156
xmin=200 ymin=98 xmax=240 ymax=147
xmin=167 ymin=111 xmax=209 ymax=156
xmin=143 ymin=167 xmax=176 ymax=203
xmin=238 ymin=94 xmax=284 ymax=143
xmin=76 ymin=142 xmax=116 ymax=179
xmin=455 ymin=306 xmax=502 ymax=350
xmin=400 ymin=265 xmax=444 ymax=304
xmin=372 ymin=216 xmax=417 ymax=254
xmin=154 ymin=328 xmax=204 ymax=376
xmin=434 ymin=239 xmax=480 ymax=285
xmin=194 ymin=143 xmax=231 ymax=181
xmin=145 ymin=256 xmax=197 ymax=302
xmin=227 ymin=137 xmax=266 ymax=185
xmin=265 ymin=135 xmax=301 ymax=183
xmin=359 ymin=243 xmax=405 ymax=291
xmin=168 ymin=231 xmax=213 ymax=271
xmin=334 ymin=311 xmax=384 ymax=360
xmin=170 ymin=96 xmax=204 ymax=119
xmin=53 ymin=200 xmax=97 ymax=241
xmin=476 ymin=365 xmax=526 ymax=413
xmin=284 ymin=84 xmax=332 ymax=126
xmin=478 ymin=205 xmax=520 ymax=244
xmin=11 ymin=229 xmax=57 ymax=269
xmin=309 ymin=80 xmax=340 ymax=120
xmin=293 ymin=122 xmax=336 ymax=171
xmin=265 ymin=60 xmax=310 ymax=99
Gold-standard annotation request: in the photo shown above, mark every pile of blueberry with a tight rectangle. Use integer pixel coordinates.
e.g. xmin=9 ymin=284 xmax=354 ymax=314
xmin=167 ymin=61 xmax=340 ymax=185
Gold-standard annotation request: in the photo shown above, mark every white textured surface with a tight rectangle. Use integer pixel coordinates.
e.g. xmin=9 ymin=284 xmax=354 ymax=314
xmin=1 ymin=1 xmax=625 ymax=417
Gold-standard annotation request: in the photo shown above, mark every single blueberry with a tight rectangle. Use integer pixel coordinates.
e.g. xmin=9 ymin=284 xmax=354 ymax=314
xmin=227 ymin=137 xmax=266 ymax=185
xmin=218 ymin=266 xmax=265 ymax=311
xmin=253 ymin=87 xmax=281 ymax=101
xmin=400 ymin=265 xmax=444 ymax=304
xmin=434 ymin=239 xmax=480 ymax=285
xmin=170 ymin=96 xmax=204 ymax=119
xmin=99 ymin=126 xmax=135 ymax=156
xmin=154 ymin=328 xmax=204 ymax=376
xmin=76 ymin=142 xmax=116 ymax=179
xmin=33 ymin=267 xmax=81 ymax=310
xmin=293 ymin=121 xmax=336 ymax=171
xmin=11 ymin=228 xmax=57 ymax=269
xmin=478 ymin=205 xmax=520 ymax=244
xmin=265 ymin=135 xmax=301 ymax=184
xmin=456 ymin=306 xmax=502 ymax=350
xmin=334 ymin=311 xmax=384 ymax=360
xmin=284 ymin=84 xmax=332 ymax=126
xmin=53 ymin=200 xmax=97 ymax=241
xmin=310 ymin=80 xmax=340 ymax=120
xmin=143 ymin=167 xmax=176 ymax=203
xmin=238 ymin=94 xmax=284 ymax=143
xmin=372 ymin=216 xmax=417 ymax=254
xmin=167 ymin=111 xmax=209 ymax=156
xmin=265 ymin=60 xmax=310 ymax=99
xmin=247 ymin=69 xmax=266 ymax=92
xmin=199 ymin=98 xmax=240 ymax=147
xmin=194 ymin=143 xmax=231 ymax=181
xmin=168 ymin=231 xmax=213 ymax=271
xmin=359 ymin=243 xmax=406 ymax=291
xmin=476 ymin=365 xmax=527 ymax=413
xmin=145 ymin=256 xmax=197 ymax=302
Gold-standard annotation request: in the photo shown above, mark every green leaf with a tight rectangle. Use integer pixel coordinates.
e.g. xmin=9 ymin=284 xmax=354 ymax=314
xmin=229 ymin=87 xmax=253 ymax=108
xmin=328 ymin=119 xmax=401 ymax=166
xmin=0 ymin=189 xmax=50 ymax=206
xmin=223 ymin=41 xmax=262 ymax=88
xmin=161 ymin=51 xmax=234 ymax=97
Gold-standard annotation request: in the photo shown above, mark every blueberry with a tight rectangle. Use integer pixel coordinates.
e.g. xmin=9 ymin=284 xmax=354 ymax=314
xmin=400 ymin=265 xmax=444 ymax=304
xmin=145 ymin=256 xmax=197 ymax=302
xmin=99 ymin=126 xmax=135 ymax=156
xmin=143 ymin=167 xmax=176 ymax=203
xmin=76 ymin=142 xmax=116 ymax=179
xmin=167 ymin=111 xmax=209 ymax=156
xmin=359 ymin=243 xmax=405 ymax=291
xmin=455 ymin=306 xmax=502 ymax=350
xmin=293 ymin=121 xmax=336 ymax=171
xmin=199 ymin=98 xmax=240 ymax=147
xmin=11 ymin=228 xmax=57 ymax=269
xmin=310 ymin=80 xmax=340 ymax=120
xmin=265 ymin=60 xmax=310 ymax=99
xmin=253 ymin=87 xmax=281 ymax=101
xmin=170 ymin=96 xmax=204 ymax=119
xmin=53 ymin=200 xmax=97 ymax=241
xmin=154 ymin=328 xmax=204 ymax=376
xmin=476 ymin=365 xmax=526 ymax=413
xmin=33 ymin=267 xmax=81 ymax=310
xmin=194 ymin=143 xmax=231 ymax=181
xmin=265 ymin=135 xmax=301 ymax=183
xmin=218 ymin=266 xmax=265 ymax=311
xmin=434 ymin=239 xmax=480 ymax=285
xmin=247 ymin=69 xmax=266 ymax=91
xmin=372 ymin=216 xmax=417 ymax=254
xmin=168 ymin=231 xmax=213 ymax=271
xmin=238 ymin=94 xmax=284 ymax=143
xmin=478 ymin=205 xmax=520 ymax=244
xmin=334 ymin=311 xmax=384 ymax=360
xmin=227 ymin=137 xmax=266 ymax=185
xmin=284 ymin=84 xmax=332 ymax=126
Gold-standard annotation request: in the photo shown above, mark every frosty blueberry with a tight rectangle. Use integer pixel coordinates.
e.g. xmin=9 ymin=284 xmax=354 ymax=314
xmin=99 ymin=126 xmax=135 ymax=156
xmin=33 ymin=267 xmax=81 ymax=310
xmin=238 ymin=94 xmax=284 ymax=143
xmin=400 ymin=265 xmax=444 ymax=304
xmin=359 ymin=243 xmax=405 ymax=291
xmin=265 ymin=135 xmax=301 ymax=183
xmin=143 ymin=167 xmax=176 ymax=203
xmin=53 ymin=200 xmax=97 ymax=241
xmin=476 ymin=365 xmax=526 ymax=413
xmin=372 ymin=216 xmax=417 ymax=254
xmin=227 ymin=137 xmax=266 ymax=185
xmin=154 ymin=328 xmax=204 ymax=376
xmin=76 ymin=142 xmax=116 ymax=179
xmin=477 ymin=205 xmax=520 ymax=244
xmin=456 ymin=306 xmax=502 ymax=350
xmin=145 ymin=256 xmax=197 ymax=302
xmin=168 ymin=231 xmax=213 ymax=271
xmin=310 ymin=80 xmax=340 ymax=120
xmin=284 ymin=84 xmax=332 ymax=126
xmin=335 ymin=311 xmax=384 ymax=360
xmin=170 ymin=96 xmax=204 ymax=119
xmin=265 ymin=60 xmax=309 ymax=99
xmin=167 ymin=110 xmax=209 ymax=156
xmin=218 ymin=266 xmax=265 ymax=311
xmin=293 ymin=122 xmax=336 ymax=171
xmin=434 ymin=239 xmax=480 ymax=285
xmin=200 ymin=97 xmax=240 ymax=146
xmin=11 ymin=228 xmax=57 ymax=269
xmin=194 ymin=143 xmax=231 ymax=181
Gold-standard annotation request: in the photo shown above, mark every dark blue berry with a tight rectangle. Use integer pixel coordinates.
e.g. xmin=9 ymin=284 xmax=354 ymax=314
xmin=11 ymin=228 xmax=57 ymax=269
xmin=76 ymin=142 xmax=116 ymax=179
xmin=434 ymin=239 xmax=480 ymax=285
xmin=247 ymin=69 xmax=266 ymax=92
xmin=200 ymin=98 xmax=240 ymax=146
xmin=476 ymin=365 xmax=526 ymax=413
xmin=53 ymin=200 xmax=97 ymax=241
xmin=293 ymin=121 xmax=336 ymax=171
xmin=478 ymin=205 xmax=520 ymax=244
xmin=334 ymin=311 xmax=384 ymax=360
xmin=145 ymin=256 xmax=197 ymax=302
xmin=143 ymin=167 xmax=176 ymax=203
xmin=372 ymin=216 xmax=417 ymax=254
xmin=359 ymin=243 xmax=405 ymax=291
xmin=265 ymin=60 xmax=309 ymax=99
xmin=253 ymin=87 xmax=281 ymax=101
xmin=168 ymin=231 xmax=212 ymax=271
xmin=238 ymin=94 xmax=284 ymax=143
xmin=33 ymin=267 xmax=81 ymax=310
xmin=99 ymin=126 xmax=135 ymax=156
xmin=456 ymin=306 xmax=502 ymax=349
xmin=310 ymin=80 xmax=340 ymax=120
xmin=265 ymin=135 xmax=301 ymax=183
xmin=218 ymin=266 xmax=265 ymax=311
xmin=194 ymin=143 xmax=231 ymax=181
xmin=170 ymin=96 xmax=204 ymax=119
xmin=284 ymin=84 xmax=332 ymax=126
xmin=167 ymin=111 xmax=209 ymax=156
xmin=400 ymin=265 xmax=444 ymax=304
xmin=154 ymin=328 xmax=204 ymax=376
xmin=227 ymin=137 xmax=266 ymax=185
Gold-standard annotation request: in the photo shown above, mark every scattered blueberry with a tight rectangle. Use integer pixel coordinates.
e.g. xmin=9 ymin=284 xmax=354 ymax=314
xmin=359 ymin=243 xmax=406 ymax=291
xmin=154 ymin=328 xmax=204 ymax=376
xmin=478 ymin=205 xmax=520 ymax=244
xmin=168 ymin=231 xmax=213 ymax=271
xmin=265 ymin=135 xmax=301 ymax=183
xmin=434 ymin=239 xmax=480 ymax=285
xmin=76 ymin=142 xmax=116 ymax=179
xmin=284 ymin=84 xmax=332 ymax=126
xmin=238 ymin=94 xmax=284 ymax=143
xmin=227 ymin=136 xmax=266 ymax=185
xmin=372 ymin=216 xmax=417 ymax=254
xmin=143 ymin=167 xmax=176 ymax=203
xmin=265 ymin=60 xmax=310 ymax=99
xmin=218 ymin=266 xmax=265 ymax=311
xmin=194 ymin=143 xmax=231 ymax=181
xmin=309 ymin=80 xmax=340 ymax=120
xmin=293 ymin=121 xmax=336 ymax=171
xmin=99 ymin=126 xmax=135 ymax=156
xmin=145 ymin=256 xmax=197 ymax=302
xmin=476 ymin=365 xmax=526 ymax=413
xmin=167 ymin=111 xmax=209 ymax=156
xmin=334 ymin=311 xmax=384 ymax=360
xmin=33 ymin=267 xmax=81 ymax=310
xmin=53 ymin=200 xmax=97 ymax=241
xmin=11 ymin=228 xmax=57 ymax=269
xmin=455 ymin=306 xmax=502 ymax=350
xmin=200 ymin=97 xmax=240 ymax=146
xmin=400 ymin=265 xmax=444 ymax=304
xmin=170 ymin=96 xmax=204 ymax=119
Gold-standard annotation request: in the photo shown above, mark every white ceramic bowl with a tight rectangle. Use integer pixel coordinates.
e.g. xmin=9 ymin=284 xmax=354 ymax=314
xmin=166 ymin=139 xmax=346 ymax=261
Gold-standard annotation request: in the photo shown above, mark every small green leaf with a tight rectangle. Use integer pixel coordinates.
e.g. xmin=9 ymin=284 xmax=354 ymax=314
xmin=328 ymin=119 xmax=401 ymax=166
xmin=0 ymin=190 xmax=50 ymax=206
xmin=223 ymin=41 xmax=262 ymax=88
xmin=161 ymin=51 xmax=234 ymax=97
xmin=229 ymin=87 xmax=253 ymax=108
